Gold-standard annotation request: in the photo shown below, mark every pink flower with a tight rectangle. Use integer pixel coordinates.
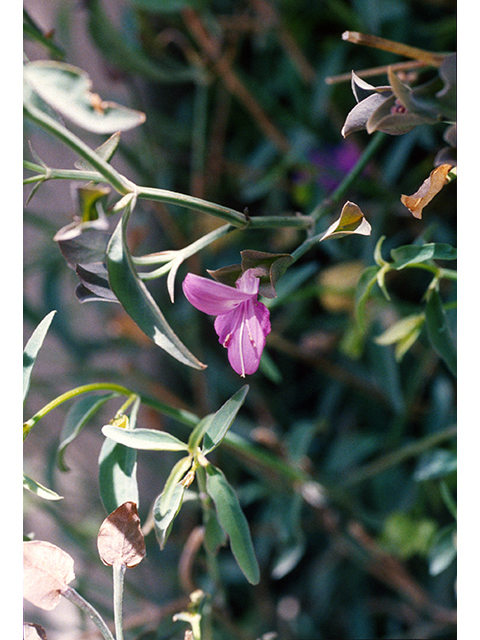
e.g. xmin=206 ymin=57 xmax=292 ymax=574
xmin=182 ymin=269 xmax=271 ymax=377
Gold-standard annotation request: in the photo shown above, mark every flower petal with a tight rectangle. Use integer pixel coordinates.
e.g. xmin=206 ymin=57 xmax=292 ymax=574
xmin=214 ymin=299 xmax=271 ymax=376
xmin=183 ymin=273 xmax=253 ymax=316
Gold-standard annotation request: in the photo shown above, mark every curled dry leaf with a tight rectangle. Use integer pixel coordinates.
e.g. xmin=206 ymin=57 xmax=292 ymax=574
xmin=320 ymin=201 xmax=372 ymax=241
xmin=97 ymin=501 xmax=146 ymax=567
xmin=23 ymin=623 xmax=48 ymax=640
xmin=23 ymin=541 xmax=75 ymax=611
xmin=401 ymin=164 xmax=452 ymax=219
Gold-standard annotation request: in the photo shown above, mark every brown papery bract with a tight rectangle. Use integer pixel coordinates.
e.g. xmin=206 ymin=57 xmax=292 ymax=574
xmin=23 ymin=541 xmax=75 ymax=611
xmin=97 ymin=501 xmax=146 ymax=568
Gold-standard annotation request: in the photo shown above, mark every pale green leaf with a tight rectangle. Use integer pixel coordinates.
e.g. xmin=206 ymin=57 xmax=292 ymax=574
xmin=23 ymin=474 xmax=63 ymax=501
xmin=206 ymin=464 xmax=260 ymax=584
xmin=24 ymin=61 xmax=146 ymax=133
xmin=102 ymin=425 xmax=189 ymax=451
xmin=106 ymin=206 xmax=206 ymax=370
xmin=23 ymin=311 xmax=56 ymax=401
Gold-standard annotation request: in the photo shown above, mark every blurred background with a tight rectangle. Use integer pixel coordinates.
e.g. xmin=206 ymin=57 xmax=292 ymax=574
xmin=23 ymin=1 xmax=456 ymax=638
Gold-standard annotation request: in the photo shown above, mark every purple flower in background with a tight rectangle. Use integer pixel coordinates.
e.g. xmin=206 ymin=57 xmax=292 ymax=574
xmin=182 ymin=269 xmax=271 ymax=377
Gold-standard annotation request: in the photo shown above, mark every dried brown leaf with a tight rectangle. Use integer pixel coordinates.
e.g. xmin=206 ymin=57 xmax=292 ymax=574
xmin=401 ymin=164 xmax=452 ymax=219
xmin=97 ymin=501 xmax=146 ymax=567
xmin=320 ymin=201 xmax=372 ymax=241
xmin=23 ymin=623 xmax=48 ymax=640
xmin=23 ymin=541 xmax=75 ymax=611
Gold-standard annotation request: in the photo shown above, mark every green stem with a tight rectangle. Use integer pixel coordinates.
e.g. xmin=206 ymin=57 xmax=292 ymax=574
xmin=113 ymin=563 xmax=126 ymax=640
xmin=135 ymin=185 xmax=248 ymax=227
xmin=290 ymin=132 xmax=386 ymax=263
xmin=341 ymin=425 xmax=457 ymax=488
xmin=23 ymin=105 xmax=135 ymax=195
xmin=23 ymin=383 xmax=132 ymax=439
xmin=62 ymin=586 xmax=115 ymax=640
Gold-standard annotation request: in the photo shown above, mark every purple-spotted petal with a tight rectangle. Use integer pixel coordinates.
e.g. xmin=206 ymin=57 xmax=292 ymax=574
xmin=182 ymin=273 xmax=253 ymax=316
xmin=214 ymin=299 xmax=271 ymax=376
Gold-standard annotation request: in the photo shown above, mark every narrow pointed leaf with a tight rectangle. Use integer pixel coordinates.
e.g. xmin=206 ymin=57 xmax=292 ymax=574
xmin=206 ymin=464 xmax=260 ymax=584
xmin=153 ymin=482 xmax=187 ymax=549
xmin=106 ymin=209 xmax=206 ymax=370
xmin=425 ymin=288 xmax=456 ymax=376
xmin=75 ymin=132 xmax=121 ymax=171
xmin=102 ymin=424 xmax=189 ymax=451
xmin=390 ymin=243 xmax=457 ymax=269
xmin=23 ymin=311 xmax=56 ymax=401
xmin=97 ymin=502 xmax=146 ymax=567
xmin=99 ymin=397 xmax=141 ymax=513
xmin=23 ymin=474 xmax=63 ymax=501
xmin=202 ymin=385 xmax=249 ymax=454
xmin=57 ymin=393 xmax=118 ymax=471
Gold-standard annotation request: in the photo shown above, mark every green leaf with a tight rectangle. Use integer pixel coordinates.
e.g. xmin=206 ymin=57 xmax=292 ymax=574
xmin=414 ymin=449 xmax=457 ymax=482
xmin=202 ymin=385 xmax=249 ymax=454
xmin=106 ymin=205 xmax=206 ymax=370
xmin=153 ymin=482 xmax=187 ymax=549
xmin=24 ymin=61 xmax=146 ymax=133
xmin=428 ymin=524 xmax=457 ymax=575
xmin=101 ymin=425 xmax=189 ymax=451
xmin=425 ymin=288 xmax=456 ymax=376
xmin=23 ymin=311 xmax=56 ymax=401
xmin=23 ymin=474 xmax=63 ymax=501
xmin=129 ymin=0 xmax=206 ymax=11
xmin=206 ymin=464 xmax=260 ymax=584
xmin=374 ymin=313 xmax=425 ymax=361
xmin=159 ymin=455 xmax=193 ymax=514
xmin=390 ymin=243 xmax=457 ymax=269
xmin=354 ymin=264 xmax=381 ymax=330
xmin=98 ymin=397 xmax=141 ymax=513
xmin=74 ymin=132 xmax=121 ymax=171
xmin=57 ymin=393 xmax=117 ymax=471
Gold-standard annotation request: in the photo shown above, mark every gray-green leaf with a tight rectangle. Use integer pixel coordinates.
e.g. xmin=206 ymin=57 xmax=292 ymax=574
xmin=23 ymin=311 xmax=56 ymax=401
xmin=102 ymin=425 xmax=189 ymax=452
xmin=206 ymin=464 xmax=260 ymax=584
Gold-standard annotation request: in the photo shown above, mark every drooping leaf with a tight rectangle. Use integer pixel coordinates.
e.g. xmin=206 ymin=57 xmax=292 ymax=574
xmin=390 ymin=243 xmax=457 ymax=269
xmin=153 ymin=482 xmax=187 ymax=549
xmin=106 ymin=205 xmax=206 ymax=370
xmin=319 ymin=202 xmax=371 ymax=241
xmin=414 ymin=449 xmax=457 ymax=482
xmin=202 ymin=385 xmax=249 ymax=454
xmin=428 ymin=524 xmax=457 ymax=575
xmin=425 ymin=288 xmax=456 ymax=376
xmin=23 ymin=311 xmax=56 ymax=401
xmin=57 ymin=393 xmax=118 ymax=471
xmin=206 ymin=464 xmax=260 ymax=584
xmin=354 ymin=264 xmax=382 ymax=330
xmin=23 ymin=541 xmax=75 ymax=610
xmin=97 ymin=502 xmax=146 ymax=567
xmin=54 ymin=221 xmax=112 ymax=268
xmin=99 ymin=397 xmax=141 ymax=513
xmin=374 ymin=313 xmax=425 ymax=361
xmin=102 ymin=424 xmax=189 ymax=451
xmin=24 ymin=61 xmax=146 ymax=133
xmin=401 ymin=164 xmax=453 ymax=219
xmin=159 ymin=455 xmax=193 ymax=515
xmin=23 ymin=474 xmax=63 ymax=501
xmin=75 ymin=263 xmax=119 ymax=303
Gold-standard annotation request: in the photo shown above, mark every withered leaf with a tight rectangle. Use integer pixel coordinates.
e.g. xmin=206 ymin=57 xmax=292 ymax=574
xmin=97 ymin=501 xmax=146 ymax=567
xmin=320 ymin=201 xmax=371 ymax=241
xmin=23 ymin=623 xmax=48 ymax=640
xmin=401 ymin=164 xmax=453 ymax=219
xmin=23 ymin=541 xmax=75 ymax=611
